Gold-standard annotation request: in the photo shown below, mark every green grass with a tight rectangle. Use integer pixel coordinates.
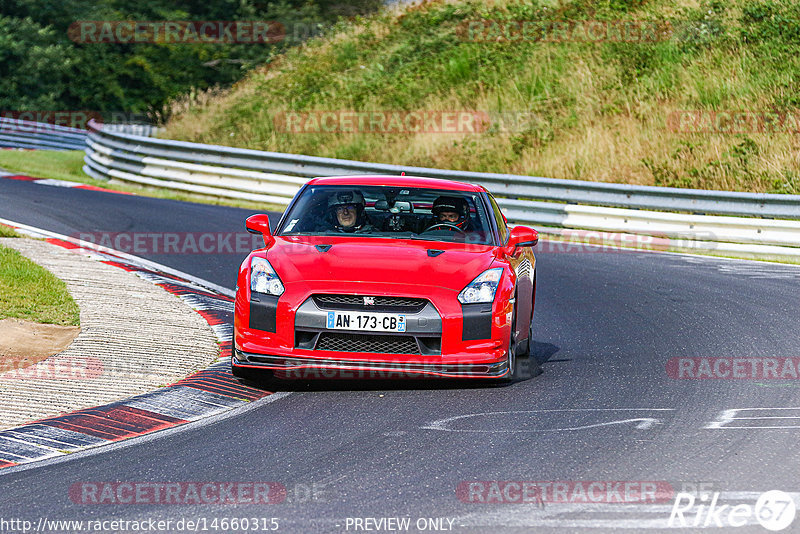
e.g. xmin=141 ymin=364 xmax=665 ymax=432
xmin=0 ymin=225 xmax=20 ymax=238
xmin=0 ymin=150 xmax=280 ymax=211
xmin=0 ymin=244 xmax=80 ymax=326
xmin=161 ymin=0 xmax=800 ymax=195
xmin=0 ymin=149 xmax=87 ymax=183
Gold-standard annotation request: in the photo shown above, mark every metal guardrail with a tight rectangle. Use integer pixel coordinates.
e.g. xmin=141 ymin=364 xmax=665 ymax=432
xmin=82 ymin=119 xmax=800 ymax=260
xmin=0 ymin=118 xmax=159 ymax=151
xmin=100 ymin=123 xmax=161 ymax=137
xmin=84 ymin=119 xmax=800 ymax=219
xmin=0 ymin=117 xmax=87 ymax=151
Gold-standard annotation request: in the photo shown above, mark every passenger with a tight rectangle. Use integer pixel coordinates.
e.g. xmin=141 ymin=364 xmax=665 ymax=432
xmin=328 ymin=190 xmax=375 ymax=233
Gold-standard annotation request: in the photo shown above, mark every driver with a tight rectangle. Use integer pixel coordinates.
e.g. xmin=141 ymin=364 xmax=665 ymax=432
xmin=428 ymin=195 xmax=470 ymax=232
xmin=328 ymin=190 xmax=375 ymax=233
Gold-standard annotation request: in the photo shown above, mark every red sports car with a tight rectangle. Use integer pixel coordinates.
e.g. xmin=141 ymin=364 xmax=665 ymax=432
xmin=232 ymin=175 xmax=538 ymax=381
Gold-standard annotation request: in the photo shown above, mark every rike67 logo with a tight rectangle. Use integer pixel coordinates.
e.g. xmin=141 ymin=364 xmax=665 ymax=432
xmin=669 ymin=490 xmax=797 ymax=531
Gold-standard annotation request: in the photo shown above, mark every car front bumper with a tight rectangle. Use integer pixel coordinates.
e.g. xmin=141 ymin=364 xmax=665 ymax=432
xmin=233 ymin=277 xmax=515 ymax=380
xmin=231 ymin=348 xmax=510 ymax=379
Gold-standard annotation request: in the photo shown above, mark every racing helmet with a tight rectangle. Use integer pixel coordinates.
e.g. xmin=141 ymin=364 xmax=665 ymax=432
xmin=328 ymin=189 xmax=366 ymax=231
xmin=431 ymin=196 xmax=469 ymax=230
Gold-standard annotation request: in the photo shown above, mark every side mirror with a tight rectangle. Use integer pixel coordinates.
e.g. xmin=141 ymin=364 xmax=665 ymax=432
xmin=246 ymin=214 xmax=274 ymax=247
xmin=507 ymin=226 xmax=538 ymax=253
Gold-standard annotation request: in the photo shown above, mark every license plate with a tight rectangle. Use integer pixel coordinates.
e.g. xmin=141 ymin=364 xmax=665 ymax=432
xmin=326 ymin=311 xmax=406 ymax=332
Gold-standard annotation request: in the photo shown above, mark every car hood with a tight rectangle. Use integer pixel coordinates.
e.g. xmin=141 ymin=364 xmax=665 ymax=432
xmin=266 ymin=236 xmax=497 ymax=292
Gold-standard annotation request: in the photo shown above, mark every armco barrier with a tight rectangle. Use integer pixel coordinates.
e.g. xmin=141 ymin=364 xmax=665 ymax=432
xmin=0 ymin=118 xmax=159 ymax=151
xmin=82 ymin=119 xmax=800 ymax=260
xmin=0 ymin=117 xmax=87 ymax=151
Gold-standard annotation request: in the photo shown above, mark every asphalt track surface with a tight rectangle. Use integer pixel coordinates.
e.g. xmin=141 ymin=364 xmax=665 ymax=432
xmin=2 ymin=178 xmax=800 ymax=532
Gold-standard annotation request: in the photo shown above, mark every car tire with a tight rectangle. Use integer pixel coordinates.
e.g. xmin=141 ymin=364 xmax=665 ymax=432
xmin=521 ymin=271 xmax=536 ymax=358
xmin=518 ymin=320 xmax=531 ymax=358
xmin=498 ymin=308 xmax=518 ymax=384
xmin=516 ymin=274 xmax=542 ymax=380
xmin=520 ymin=272 xmax=542 ymax=379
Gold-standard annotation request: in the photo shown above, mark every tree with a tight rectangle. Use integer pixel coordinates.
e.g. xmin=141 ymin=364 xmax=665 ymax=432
xmin=0 ymin=16 xmax=74 ymax=110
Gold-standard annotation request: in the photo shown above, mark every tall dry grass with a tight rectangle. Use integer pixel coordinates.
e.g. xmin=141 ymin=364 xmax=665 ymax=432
xmin=162 ymin=0 xmax=800 ymax=194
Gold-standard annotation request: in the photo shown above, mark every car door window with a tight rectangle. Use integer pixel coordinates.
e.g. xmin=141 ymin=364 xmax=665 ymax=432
xmin=488 ymin=195 xmax=508 ymax=244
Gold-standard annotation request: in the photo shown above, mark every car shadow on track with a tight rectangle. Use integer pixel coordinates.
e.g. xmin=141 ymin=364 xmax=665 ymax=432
xmin=243 ymin=378 xmax=512 ymax=392
xmin=531 ymin=341 xmax=560 ymax=366
xmin=234 ymin=341 xmax=562 ymax=392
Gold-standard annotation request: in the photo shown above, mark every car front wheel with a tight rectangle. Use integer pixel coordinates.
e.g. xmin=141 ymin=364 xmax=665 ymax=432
xmin=498 ymin=309 xmax=518 ymax=384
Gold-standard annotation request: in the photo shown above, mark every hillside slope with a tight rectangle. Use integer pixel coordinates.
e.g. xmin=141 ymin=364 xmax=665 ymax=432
xmin=163 ymin=0 xmax=800 ymax=194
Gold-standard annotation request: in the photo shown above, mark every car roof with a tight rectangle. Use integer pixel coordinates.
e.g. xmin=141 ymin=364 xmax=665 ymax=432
xmin=307 ymin=175 xmax=487 ymax=192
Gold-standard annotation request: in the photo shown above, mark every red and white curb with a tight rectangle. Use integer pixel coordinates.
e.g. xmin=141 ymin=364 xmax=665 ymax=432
xmin=0 ymin=218 xmax=272 ymax=471
xmin=0 ymin=172 xmax=132 ymax=195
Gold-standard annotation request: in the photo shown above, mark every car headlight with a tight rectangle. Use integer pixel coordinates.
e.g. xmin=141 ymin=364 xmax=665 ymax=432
xmin=458 ymin=268 xmax=503 ymax=304
xmin=250 ymin=257 xmax=284 ymax=296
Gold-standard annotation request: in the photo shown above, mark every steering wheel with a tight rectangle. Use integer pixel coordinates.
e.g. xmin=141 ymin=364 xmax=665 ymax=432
xmin=423 ymin=223 xmax=466 ymax=234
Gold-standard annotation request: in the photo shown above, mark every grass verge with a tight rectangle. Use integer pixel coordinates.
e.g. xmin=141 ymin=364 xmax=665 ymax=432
xmin=0 ymin=149 xmax=280 ymax=211
xmin=163 ymin=0 xmax=800 ymax=195
xmin=0 ymin=225 xmax=20 ymax=238
xmin=0 ymin=243 xmax=80 ymax=326
xmin=0 ymin=149 xmax=87 ymax=183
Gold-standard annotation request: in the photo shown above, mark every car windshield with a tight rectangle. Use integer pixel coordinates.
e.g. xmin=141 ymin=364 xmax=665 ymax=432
xmin=278 ymin=184 xmax=495 ymax=245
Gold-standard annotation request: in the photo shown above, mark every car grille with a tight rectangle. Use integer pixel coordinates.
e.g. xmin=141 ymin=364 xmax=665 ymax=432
xmin=316 ymin=332 xmax=420 ymax=355
xmin=312 ymin=294 xmax=428 ymax=313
